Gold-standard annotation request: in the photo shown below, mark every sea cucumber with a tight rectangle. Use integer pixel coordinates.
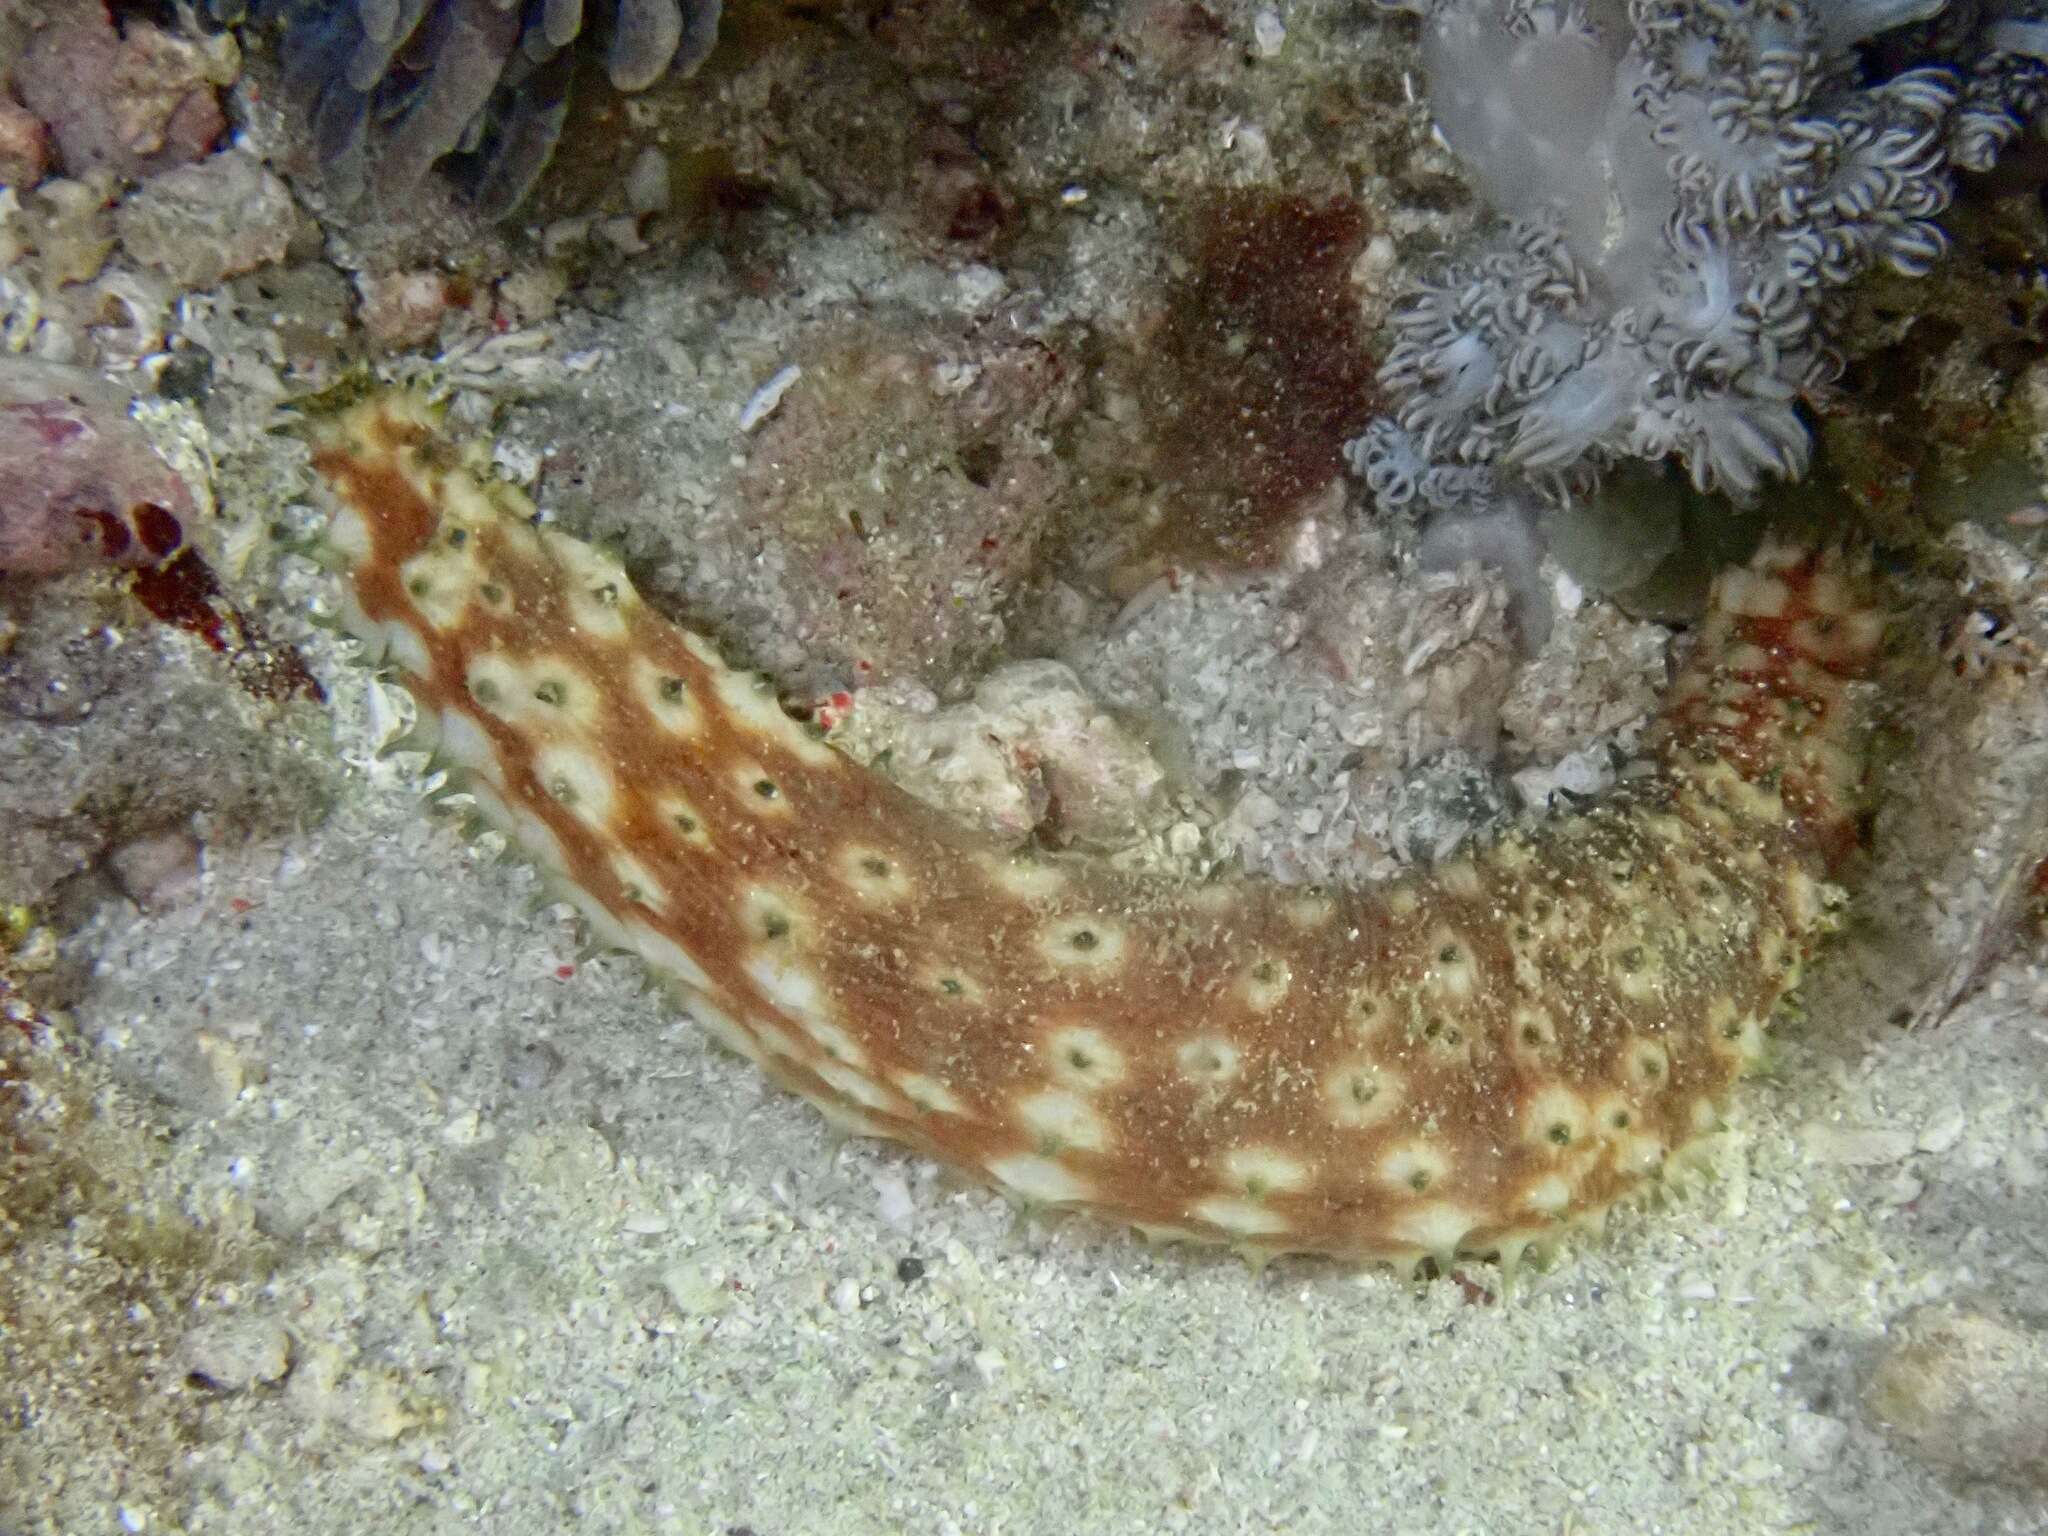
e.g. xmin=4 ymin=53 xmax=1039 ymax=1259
xmin=308 ymin=392 xmax=1883 ymax=1269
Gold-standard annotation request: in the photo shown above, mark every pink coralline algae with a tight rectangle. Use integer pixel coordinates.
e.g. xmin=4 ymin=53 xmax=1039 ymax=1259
xmin=0 ymin=97 xmax=50 ymax=188
xmin=9 ymin=0 xmax=232 ymax=185
xmin=0 ymin=363 xmax=190 ymax=576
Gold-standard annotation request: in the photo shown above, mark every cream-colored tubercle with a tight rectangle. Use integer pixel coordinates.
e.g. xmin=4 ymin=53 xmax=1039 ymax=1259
xmin=310 ymin=393 xmax=1882 ymax=1269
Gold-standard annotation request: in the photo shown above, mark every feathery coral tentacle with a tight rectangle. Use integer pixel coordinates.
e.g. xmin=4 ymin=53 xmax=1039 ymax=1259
xmin=307 ymin=392 xmax=1880 ymax=1267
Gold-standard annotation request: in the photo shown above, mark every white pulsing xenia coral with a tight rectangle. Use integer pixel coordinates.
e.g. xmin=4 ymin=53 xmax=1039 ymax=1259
xmin=1375 ymin=0 xmax=1959 ymax=506
xmin=1943 ymin=1 xmax=2048 ymax=169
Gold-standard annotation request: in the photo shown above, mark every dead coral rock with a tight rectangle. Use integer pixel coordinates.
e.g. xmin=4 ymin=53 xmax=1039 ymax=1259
xmin=836 ymin=678 xmax=1044 ymax=846
xmin=0 ymin=359 xmax=191 ymax=576
xmin=974 ymin=661 xmax=1168 ymax=846
xmin=1863 ymin=1301 xmax=2048 ymax=1492
xmin=1123 ymin=0 xmax=1242 ymax=73
xmin=6 ymin=174 xmax=118 ymax=291
xmin=859 ymin=0 xmax=1054 ymax=89
xmin=12 ymin=0 xmax=232 ymax=181
xmin=114 ymin=147 xmax=296 ymax=291
xmin=835 ymin=661 xmax=1167 ymax=850
xmin=737 ymin=320 xmax=1079 ymax=690
xmin=0 ymin=96 xmax=50 ymax=189
xmin=703 ymin=35 xmax=1012 ymax=256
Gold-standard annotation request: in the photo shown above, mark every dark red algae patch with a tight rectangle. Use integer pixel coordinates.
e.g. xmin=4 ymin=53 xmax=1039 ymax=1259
xmin=131 ymin=541 xmax=324 ymax=706
xmin=1104 ymin=191 xmax=1380 ymax=582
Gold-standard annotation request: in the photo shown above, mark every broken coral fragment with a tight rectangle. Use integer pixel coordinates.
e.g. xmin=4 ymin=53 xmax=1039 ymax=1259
xmin=832 ymin=660 xmax=1167 ymax=851
xmin=113 ymin=146 xmax=296 ymax=290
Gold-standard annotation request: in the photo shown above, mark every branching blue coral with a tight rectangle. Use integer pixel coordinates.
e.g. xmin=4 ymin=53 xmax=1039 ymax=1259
xmin=212 ymin=0 xmax=720 ymax=215
xmin=1374 ymin=0 xmax=1969 ymax=506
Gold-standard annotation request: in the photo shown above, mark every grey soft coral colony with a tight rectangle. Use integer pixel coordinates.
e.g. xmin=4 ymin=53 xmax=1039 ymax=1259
xmin=1364 ymin=0 xmax=2048 ymax=508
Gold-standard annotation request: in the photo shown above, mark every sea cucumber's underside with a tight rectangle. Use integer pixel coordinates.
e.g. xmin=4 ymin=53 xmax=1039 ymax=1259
xmin=309 ymin=393 xmax=1883 ymax=1269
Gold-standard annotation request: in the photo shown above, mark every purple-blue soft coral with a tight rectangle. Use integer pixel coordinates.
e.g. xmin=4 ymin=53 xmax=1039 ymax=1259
xmin=1366 ymin=0 xmax=2048 ymax=510
xmin=211 ymin=0 xmax=720 ymax=215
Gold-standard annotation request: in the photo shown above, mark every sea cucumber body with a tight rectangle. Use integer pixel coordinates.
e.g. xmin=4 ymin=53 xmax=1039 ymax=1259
xmin=311 ymin=394 xmax=1882 ymax=1266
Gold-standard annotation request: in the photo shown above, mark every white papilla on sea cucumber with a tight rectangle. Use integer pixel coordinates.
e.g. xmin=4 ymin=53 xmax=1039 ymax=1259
xmin=308 ymin=391 xmax=1884 ymax=1270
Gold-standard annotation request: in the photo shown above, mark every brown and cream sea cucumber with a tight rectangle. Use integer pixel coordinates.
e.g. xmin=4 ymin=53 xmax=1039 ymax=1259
xmin=308 ymin=391 xmax=1883 ymax=1270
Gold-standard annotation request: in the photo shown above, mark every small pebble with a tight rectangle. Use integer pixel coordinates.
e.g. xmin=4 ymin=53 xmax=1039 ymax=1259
xmin=106 ymin=829 xmax=203 ymax=912
xmin=626 ymin=146 xmax=671 ymax=216
xmin=1784 ymin=1409 xmax=1848 ymax=1470
xmin=503 ymin=1038 xmax=565 ymax=1091
xmin=153 ymin=346 xmax=213 ymax=403
xmin=873 ymin=1171 xmax=915 ymax=1229
xmin=1916 ymin=1107 xmax=1966 ymax=1154
xmin=181 ymin=1314 xmax=291 ymax=1391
